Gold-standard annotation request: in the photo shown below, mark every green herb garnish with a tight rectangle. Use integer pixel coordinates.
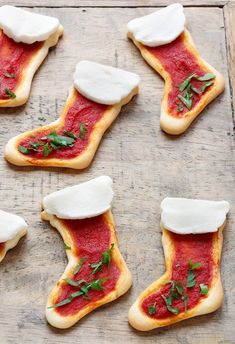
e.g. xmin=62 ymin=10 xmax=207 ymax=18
xmin=188 ymin=260 xmax=201 ymax=270
xmin=64 ymin=243 xmax=71 ymax=250
xmin=148 ymin=304 xmax=156 ymax=315
xmin=79 ymin=123 xmax=88 ymax=140
xmin=179 ymin=73 xmax=197 ymax=92
xmin=30 ymin=142 xmax=43 ymax=150
xmin=63 ymin=278 xmax=86 ymax=287
xmin=187 ymin=269 xmax=196 ymax=288
xmin=176 ymin=281 xmax=183 ymax=295
xmin=48 ymin=290 xmax=84 ymax=308
xmin=3 ymin=71 xmax=16 ymax=78
xmin=182 ymin=294 xmax=188 ymax=312
xmin=197 ymin=73 xmax=215 ymax=82
xmin=176 ymin=102 xmax=183 ymax=112
xmin=47 ymin=131 xmax=75 ymax=148
xmin=43 ymin=143 xmax=53 ymax=157
xmin=18 ymin=145 xmax=30 ymax=154
xmin=73 ymin=257 xmax=86 ymax=274
xmin=91 ymin=243 xmax=114 ymax=274
xmin=5 ymin=88 xmax=16 ymax=98
xmin=161 ymin=294 xmax=180 ymax=315
xmin=201 ymin=81 xmax=214 ymax=93
xmin=63 ymin=130 xmax=77 ymax=139
xmin=191 ymin=86 xmax=200 ymax=95
xmin=199 ymin=283 xmax=208 ymax=295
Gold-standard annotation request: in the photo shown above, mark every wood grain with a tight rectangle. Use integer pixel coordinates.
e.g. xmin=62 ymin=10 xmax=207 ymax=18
xmin=0 ymin=5 xmax=234 ymax=344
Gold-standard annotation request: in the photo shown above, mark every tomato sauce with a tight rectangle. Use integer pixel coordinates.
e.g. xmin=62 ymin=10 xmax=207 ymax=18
xmin=54 ymin=214 xmax=120 ymax=316
xmin=0 ymin=31 xmax=43 ymax=99
xmin=141 ymin=232 xmax=214 ymax=319
xmin=18 ymin=91 xmax=108 ymax=160
xmin=145 ymin=34 xmax=209 ymax=116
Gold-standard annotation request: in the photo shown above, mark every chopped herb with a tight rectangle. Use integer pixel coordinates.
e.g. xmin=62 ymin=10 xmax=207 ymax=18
xmin=191 ymin=86 xmax=200 ymax=95
xmin=188 ymin=260 xmax=201 ymax=270
xmin=30 ymin=142 xmax=43 ymax=150
xmin=202 ymin=81 xmax=214 ymax=93
xmin=64 ymin=243 xmax=71 ymax=250
xmin=73 ymin=257 xmax=86 ymax=275
xmin=43 ymin=143 xmax=53 ymax=157
xmin=182 ymin=294 xmax=188 ymax=312
xmin=199 ymin=283 xmax=208 ymax=295
xmin=161 ymin=294 xmax=180 ymax=315
xmin=48 ymin=290 xmax=84 ymax=308
xmin=3 ymin=71 xmax=16 ymax=78
xmin=176 ymin=281 xmax=183 ymax=295
xmin=5 ymin=88 xmax=16 ymax=98
xmin=18 ymin=145 xmax=30 ymax=154
xmin=63 ymin=130 xmax=77 ymax=139
xmin=176 ymin=102 xmax=184 ymax=112
xmin=79 ymin=123 xmax=88 ymax=140
xmin=88 ymin=278 xmax=107 ymax=291
xmin=148 ymin=304 xmax=156 ymax=315
xmin=178 ymin=94 xmax=192 ymax=110
xmin=197 ymin=73 xmax=215 ymax=82
xmin=91 ymin=243 xmax=114 ymax=274
xmin=38 ymin=116 xmax=46 ymax=122
xmin=179 ymin=73 xmax=197 ymax=92
xmin=47 ymin=131 xmax=75 ymax=147
xmin=187 ymin=269 xmax=196 ymax=288
xmin=63 ymin=278 xmax=86 ymax=287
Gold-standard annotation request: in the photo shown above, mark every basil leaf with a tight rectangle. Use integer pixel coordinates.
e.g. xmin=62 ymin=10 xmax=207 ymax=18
xmin=197 ymin=73 xmax=215 ymax=81
xmin=3 ymin=71 xmax=16 ymax=78
xmin=91 ymin=243 xmax=114 ymax=274
xmin=187 ymin=269 xmax=195 ymax=288
xmin=179 ymin=73 xmax=197 ymax=92
xmin=91 ymin=260 xmax=103 ymax=274
xmin=47 ymin=131 xmax=75 ymax=147
xmin=176 ymin=281 xmax=183 ymax=295
xmin=178 ymin=94 xmax=192 ymax=110
xmin=148 ymin=304 xmax=156 ymax=315
xmin=73 ymin=257 xmax=86 ymax=275
xmin=79 ymin=123 xmax=88 ymax=140
xmin=30 ymin=142 xmax=43 ymax=150
xmin=64 ymin=243 xmax=71 ymax=250
xmin=191 ymin=86 xmax=200 ymax=95
xmin=201 ymin=81 xmax=214 ymax=93
xmin=200 ymin=283 xmax=208 ymax=295
xmin=88 ymin=278 xmax=107 ymax=291
xmin=48 ymin=290 xmax=84 ymax=308
xmin=161 ymin=295 xmax=179 ymax=315
xmin=43 ymin=143 xmax=53 ymax=157
xmin=5 ymin=88 xmax=16 ymax=98
xmin=176 ymin=102 xmax=183 ymax=112
xmin=188 ymin=260 xmax=201 ymax=270
xmin=63 ymin=278 xmax=86 ymax=287
xmin=63 ymin=130 xmax=77 ymax=139
xmin=18 ymin=145 xmax=30 ymax=154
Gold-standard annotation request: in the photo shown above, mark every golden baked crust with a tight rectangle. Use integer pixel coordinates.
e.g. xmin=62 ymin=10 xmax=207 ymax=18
xmin=128 ymin=30 xmax=224 ymax=135
xmin=5 ymin=86 xmax=139 ymax=169
xmin=0 ymin=227 xmax=27 ymax=263
xmin=41 ymin=209 xmax=132 ymax=329
xmin=128 ymin=223 xmax=225 ymax=331
xmin=0 ymin=25 xmax=63 ymax=107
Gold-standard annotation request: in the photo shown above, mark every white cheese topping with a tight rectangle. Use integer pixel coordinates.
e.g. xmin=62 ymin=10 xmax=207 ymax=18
xmin=0 ymin=210 xmax=28 ymax=243
xmin=0 ymin=5 xmax=60 ymax=44
xmin=73 ymin=60 xmax=140 ymax=105
xmin=127 ymin=3 xmax=185 ymax=47
xmin=161 ymin=198 xmax=230 ymax=234
xmin=43 ymin=176 xmax=114 ymax=219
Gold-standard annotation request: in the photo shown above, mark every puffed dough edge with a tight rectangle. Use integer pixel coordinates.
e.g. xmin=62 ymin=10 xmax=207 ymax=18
xmin=41 ymin=209 xmax=133 ymax=329
xmin=0 ymin=227 xmax=27 ymax=263
xmin=4 ymin=86 xmax=139 ymax=169
xmin=127 ymin=29 xmax=225 ymax=135
xmin=128 ymin=223 xmax=225 ymax=331
xmin=0 ymin=25 xmax=63 ymax=107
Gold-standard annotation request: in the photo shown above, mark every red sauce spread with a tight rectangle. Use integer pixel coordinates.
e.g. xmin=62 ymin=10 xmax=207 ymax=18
xmin=146 ymin=34 xmax=209 ymax=116
xmin=142 ymin=232 xmax=214 ymax=319
xmin=54 ymin=214 xmax=120 ymax=316
xmin=19 ymin=91 xmax=108 ymax=160
xmin=0 ymin=31 xmax=43 ymax=99
xmin=0 ymin=242 xmax=5 ymax=255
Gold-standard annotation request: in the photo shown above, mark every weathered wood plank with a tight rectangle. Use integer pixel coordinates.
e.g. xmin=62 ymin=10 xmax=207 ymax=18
xmin=0 ymin=6 xmax=234 ymax=344
xmin=0 ymin=0 xmax=231 ymax=7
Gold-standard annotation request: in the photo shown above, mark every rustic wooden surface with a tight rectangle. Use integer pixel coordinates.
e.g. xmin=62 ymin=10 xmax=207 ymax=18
xmin=0 ymin=3 xmax=234 ymax=344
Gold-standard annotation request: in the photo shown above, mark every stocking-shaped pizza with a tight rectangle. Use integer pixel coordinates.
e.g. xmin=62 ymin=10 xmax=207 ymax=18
xmin=127 ymin=3 xmax=224 ymax=134
xmin=0 ymin=5 xmax=63 ymax=107
xmin=128 ymin=197 xmax=230 ymax=330
xmin=41 ymin=176 xmax=132 ymax=329
xmin=5 ymin=61 xmax=140 ymax=169
xmin=0 ymin=209 xmax=28 ymax=263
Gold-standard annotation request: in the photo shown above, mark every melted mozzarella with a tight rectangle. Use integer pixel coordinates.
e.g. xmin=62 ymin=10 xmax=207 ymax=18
xmin=161 ymin=198 xmax=230 ymax=234
xmin=0 ymin=5 xmax=60 ymax=44
xmin=127 ymin=3 xmax=185 ymax=47
xmin=73 ymin=60 xmax=140 ymax=105
xmin=43 ymin=176 xmax=114 ymax=219
xmin=0 ymin=210 xmax=28 ymax=243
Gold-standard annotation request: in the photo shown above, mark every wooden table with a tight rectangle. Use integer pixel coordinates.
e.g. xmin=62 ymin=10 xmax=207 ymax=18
xmin=0 ymin=1 xmax=234 ymax=343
